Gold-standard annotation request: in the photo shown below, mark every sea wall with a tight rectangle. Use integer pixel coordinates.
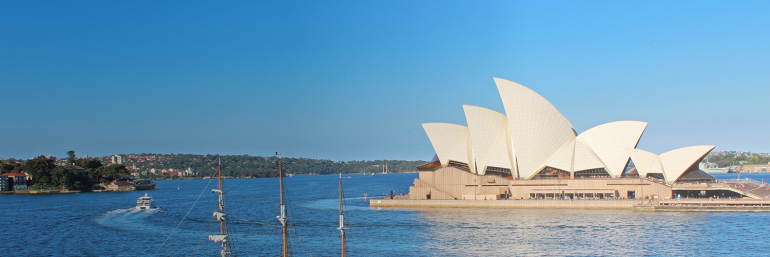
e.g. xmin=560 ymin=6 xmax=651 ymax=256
xmin=370 ymin=199 xmax=644 ymax=209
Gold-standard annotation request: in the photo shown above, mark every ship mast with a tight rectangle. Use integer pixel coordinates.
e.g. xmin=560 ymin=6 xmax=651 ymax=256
xmin=209 ymin=158 xmax=231 ymax=256
xmin=277 ymin=152 xmax=289 ymax=257
xmin=337 ymin=173 xmax=347 ymax=257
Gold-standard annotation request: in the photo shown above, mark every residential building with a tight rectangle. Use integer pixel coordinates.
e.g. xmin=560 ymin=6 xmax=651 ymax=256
xmin=111 ymin=155 xmax=123 ymax=165
xmin=4 ymin=173 xmax=28 ymax=190
xmin=742 ymin=164 xmax=770 ymax=173
xmin=0 ymin=175 xmax=9 ymax=191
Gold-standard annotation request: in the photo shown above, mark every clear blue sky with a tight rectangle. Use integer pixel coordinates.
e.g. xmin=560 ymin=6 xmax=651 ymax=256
xmin=2 ymin=1 xmax=769 ymax=161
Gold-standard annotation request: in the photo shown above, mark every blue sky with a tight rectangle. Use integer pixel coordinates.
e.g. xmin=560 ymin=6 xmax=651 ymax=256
xmin=2 ymin=1 xmax=769 ymax=161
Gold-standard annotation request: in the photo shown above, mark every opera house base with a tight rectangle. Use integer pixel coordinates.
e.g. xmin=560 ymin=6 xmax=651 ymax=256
xmin=370 ymin=199 xmax=646 ymax=209
xmin=372 ymin=167 xmax=770 ymax=210
xmin=635 ymin=199 xmax=770 ymax=212
xmin=414 ymin=166 xmax=669 ymax=198
xmin=375 ymin=166 xmax=673 ymax=209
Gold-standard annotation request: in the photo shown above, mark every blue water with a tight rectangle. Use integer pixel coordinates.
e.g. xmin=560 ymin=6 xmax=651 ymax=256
xmin=3 ymin=172 xmax=770 ymax=256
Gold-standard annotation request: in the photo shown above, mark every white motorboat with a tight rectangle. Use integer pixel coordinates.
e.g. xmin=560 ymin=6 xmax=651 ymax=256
xmin=136 ymin=193 xmax=157 ymax=210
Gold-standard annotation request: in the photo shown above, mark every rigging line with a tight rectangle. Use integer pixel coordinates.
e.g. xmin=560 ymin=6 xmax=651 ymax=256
xmin=153 ymin=173 xmax=216 ymax=257
xmin=283 ymin=191 xmax=313 ymax=256
xmin=230 ymin=217 xmax=282 ymax=228
xmin=289 ymin=223 xmax=313 ymax=257
xmin=191 ymin=211 xmax=218 ymax=256
xmin=341 ymin=181 xmax=357 ymax=257
xmin=226 ymin=172 xmax=280 ymax=194
xmin=279 ymin=173 xmax=310 ymax=257
xmin=230 ymin=194 xmax=276 ymax=204
xmin=224 ymin=190 xmax=238 ymax=256
xmin=223 ymin=176 xmax=251 ymax=194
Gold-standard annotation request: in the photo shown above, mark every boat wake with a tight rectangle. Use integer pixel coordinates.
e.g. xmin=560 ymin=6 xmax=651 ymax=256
xmin=94 ymin=208 xmax=166 ymax=233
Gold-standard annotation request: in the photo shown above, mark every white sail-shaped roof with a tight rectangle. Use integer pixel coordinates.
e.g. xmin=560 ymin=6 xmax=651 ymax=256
xmin=546 ymin=139 xmax=576 ymax=172
xmin=463 ymin=105 xmax=511 ymax=175
xmin=659 ymin=145 xmax=715 ymax=182
xmin=626 ymin=149 xmax=659 ymax=178
xmin=495 ymin=78 xmax=576 ymax=179
xmin=420 ymin=77 xmax=715 ymax=183
xmin=488 ymin=134 xmax=514 ymax=173
xmin=572 ymin=138 xmax=606 ymax=172
xmin=649 ymin=158 xmax=664 ymax=179
xmin=578 ymin=121 xmax=647 ymax=177
xmin=422 ymin=123 xmax=470 ymax=166
xmin=628 ymin=146 xmax=714 ymax=182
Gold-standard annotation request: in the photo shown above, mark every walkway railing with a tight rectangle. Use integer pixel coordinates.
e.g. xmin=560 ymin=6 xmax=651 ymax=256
xmin=715 ymin=178 xmax=765 ymax=186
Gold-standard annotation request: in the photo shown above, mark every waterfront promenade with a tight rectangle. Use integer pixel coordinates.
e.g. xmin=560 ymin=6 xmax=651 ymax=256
xmin=371 ymin=197 xmax=770 ymax=211
xmin=370 ymin=198 xmax=646 ymax=209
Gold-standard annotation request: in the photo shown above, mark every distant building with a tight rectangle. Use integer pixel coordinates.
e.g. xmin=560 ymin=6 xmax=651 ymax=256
xmin=742 ymin=164 xmax=770 ymax=173
xmin=0 ymin=175 xmax=9 ymax=191
xmin=83 ymin=154 xmax=89 ymax=159
xmin=111 ymin=155 xmax=123 ymax=165
xmin=5 ymin=173 xmax=27 ymax=190
xmin=107 ymin=181 xmax=134 ymax=191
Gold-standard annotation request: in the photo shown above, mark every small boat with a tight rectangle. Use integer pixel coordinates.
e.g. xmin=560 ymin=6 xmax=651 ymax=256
xmin=136 ymin=193 xmax=157 ymax=210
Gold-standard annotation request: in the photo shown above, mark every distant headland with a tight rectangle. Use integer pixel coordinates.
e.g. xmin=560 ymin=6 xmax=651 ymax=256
xmin=0 ymin=151 xmax=427 ymax=193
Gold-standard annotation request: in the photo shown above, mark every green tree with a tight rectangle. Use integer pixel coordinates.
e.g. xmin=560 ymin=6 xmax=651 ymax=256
xmin=23 ymin=156 xmax=56 ymax=185
xmin=67 ymin=150 xmax=76 ymax=166
xmin=0 ymin=161 xmax=20 ymax=174
xmin=76 ymin=159 xmax=103 ymax=169
xmin=103 ymin=164 xmax=130 ymax=181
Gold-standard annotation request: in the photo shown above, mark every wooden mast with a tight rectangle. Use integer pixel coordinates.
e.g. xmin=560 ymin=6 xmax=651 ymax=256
xmin=219 ymin=163 xmax=224 ymax=235
xmin=337 ymin=173 xmax=347 ymax=257
xmin=209 ymin=158 xmax=231 ymax=257
xmin=277 ymin=153 xmax=288 ymax=257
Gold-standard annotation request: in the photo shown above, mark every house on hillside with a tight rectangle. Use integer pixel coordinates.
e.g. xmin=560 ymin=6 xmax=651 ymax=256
xmin=106 ymin=181 xmax=134 ymax=191
xmin=3 ymin=173 xmax=27 ymax=190
xmin=0 ymin=175 xmax=9 ymax=191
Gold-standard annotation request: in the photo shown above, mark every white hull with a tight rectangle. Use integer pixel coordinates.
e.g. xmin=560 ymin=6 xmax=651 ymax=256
xmin=704 ymin=168 xmax=730 ymax=174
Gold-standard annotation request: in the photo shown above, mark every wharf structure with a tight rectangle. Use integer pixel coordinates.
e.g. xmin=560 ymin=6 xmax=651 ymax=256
xmin=371 ymin=78 xmax=770 ymax=209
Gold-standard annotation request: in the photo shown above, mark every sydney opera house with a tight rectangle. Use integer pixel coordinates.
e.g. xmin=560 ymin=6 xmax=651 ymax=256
xmin=407 ymin=78 xmax=719 ymax=203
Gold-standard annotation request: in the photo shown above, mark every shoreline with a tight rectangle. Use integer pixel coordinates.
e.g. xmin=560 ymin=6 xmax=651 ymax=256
xmin=137 ymin=171 xmax=419 ymax=180
xmin=1 ymin=189 xmax=157 ymax=195
xmin=370 ymin=198 xmax=645 ymax=209
xmin=370 ymin=198 xmax=770 ymax=211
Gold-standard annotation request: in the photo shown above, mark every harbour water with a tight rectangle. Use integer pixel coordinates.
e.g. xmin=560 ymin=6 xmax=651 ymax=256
xmin=2 ymin=173 xmax=770 ymax=256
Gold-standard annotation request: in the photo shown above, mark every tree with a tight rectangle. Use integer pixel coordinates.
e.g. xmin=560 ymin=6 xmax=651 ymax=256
xmin=67 ymin=150 xmax=76 ymax=166
xmin=103 ymin=164 xmax=130 ymax=181
xmin=23 ymin=157 xmax=56 ymax=185
xmin=76 ymin=159 xmax=103 ymax=169
xmin=39 ymin=175 xmax=51 ymax=185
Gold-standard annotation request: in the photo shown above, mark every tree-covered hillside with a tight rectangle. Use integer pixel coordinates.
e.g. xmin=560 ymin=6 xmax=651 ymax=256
xmin=120 ymin=154 xmax=428 ymax=178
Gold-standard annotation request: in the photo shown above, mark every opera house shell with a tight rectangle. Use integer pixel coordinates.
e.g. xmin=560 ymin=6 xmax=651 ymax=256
xmin=410 ymin=78 xmax=716 ymax=201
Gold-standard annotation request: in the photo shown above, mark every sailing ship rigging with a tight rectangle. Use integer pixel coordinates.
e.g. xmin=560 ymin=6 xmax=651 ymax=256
xmin=277 ymin=152 xmax=289 ymax=257
xmin=209 ymin=159 xmax=232 ymax=257
xmin=199 ymin=153 xmax=349 ymax=256
xmin=338 ymin=173 xmax=348 ymax=257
